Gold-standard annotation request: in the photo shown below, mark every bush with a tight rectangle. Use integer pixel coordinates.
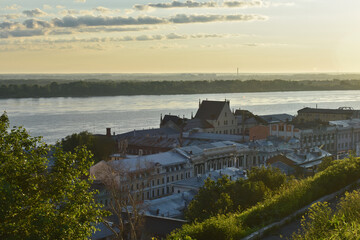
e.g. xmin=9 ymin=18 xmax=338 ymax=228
xmin=292 ymin=190 xmax=360 ymax=239
xmin=185 ymin=167 xmax=287 ymax=222
xmin=168 ymin=157 xmax=360 ymax=240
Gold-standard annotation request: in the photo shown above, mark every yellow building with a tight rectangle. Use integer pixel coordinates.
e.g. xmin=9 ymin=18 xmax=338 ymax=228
xmin=297 ymin=107 xmax=360 ymax=123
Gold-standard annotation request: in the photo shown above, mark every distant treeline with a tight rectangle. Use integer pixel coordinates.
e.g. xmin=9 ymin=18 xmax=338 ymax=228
xmin=1 ymin=79 xmax=360 ymax=98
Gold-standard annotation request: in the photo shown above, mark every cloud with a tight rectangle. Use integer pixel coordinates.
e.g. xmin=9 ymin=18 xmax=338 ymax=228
xmin=134 ymin=0 xmax=265 ymax=11
xmin=43 ymin=5 xmax=53 ymax=10
xmin=0 ymin=21 xmax=21 ymax=29
xmin=169 ymin=14 xmax=267 ymax=24
xmin=1 ymin=14 xmax=22 ymax=20
xmin=0 ymin=12 xmax=267 ymax=39
xmin=23 ymin=8 xmax=48 ymax=17
xmin=52 ymin=15 xmax=166 ymax=27
xmin=77 ymin=26 xmax=153 ymax=33
xmin=223 ymin=0 xmax=264 ymax=8
xmin=0 ymin=29 xmax=46 ymax=39
xmin=56 ymin=5 xmax=66 ymax=9
xmin=23 ymin=19 xmax=52 ymax=29
xmin=134 ymin=0 xmax=217 ymax=11
xmin=59 ymin=9 xmax=80 ymax=16
xmin=166 ymin=33 xmax=187 ymax=39
xmin=93 ymin=7 xmax=111 ymax=13
xmin=4 ymin=4 xmax=22 ymax=10
xmin=51 ymin=14 xmax=266 ymax=28
xmin=75 ymin=0 xmax=87 ymax=3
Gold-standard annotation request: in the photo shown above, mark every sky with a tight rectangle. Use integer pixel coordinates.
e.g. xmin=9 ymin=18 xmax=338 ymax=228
xmin=0 ymin=0 xmax=359 ymax=73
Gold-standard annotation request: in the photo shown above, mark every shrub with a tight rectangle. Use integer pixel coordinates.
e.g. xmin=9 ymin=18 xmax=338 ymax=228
xmin=168 ymin=157 xmax=360 ymax=240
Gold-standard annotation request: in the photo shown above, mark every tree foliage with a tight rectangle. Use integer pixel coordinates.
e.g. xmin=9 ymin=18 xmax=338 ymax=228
xmin=185 ymin=167 xmax=287 ymax=222
xmin=0 ymin=113 xmax=106 ymax=239
xmin=60 ymin=131 xmax=115 ymax=164
xmin=292 ymin=190 xmax=360 ymax=240
xmin=2 ymin=79 xmax=360 ymax=98
xmin=168 ymin=156 xmax=360 ymax=240
xmin=91 ymin=160 xmax=155 ymax=240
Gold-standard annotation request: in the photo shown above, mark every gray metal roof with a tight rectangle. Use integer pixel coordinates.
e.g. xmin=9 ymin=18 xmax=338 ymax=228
xmin=259 ymin=114 xmax=294 ymax=123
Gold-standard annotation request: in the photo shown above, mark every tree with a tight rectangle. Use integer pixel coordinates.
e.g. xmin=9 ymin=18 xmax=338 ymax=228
xmin=185 ymin=176 xmax=234 ymax=222
xmin=317 ymin=156 xmax=336 ymax=172
xmin=292 ymin=190 xmax=360 ymax=240
xmin=185 ymin=167 xmax=287 ymax=222
xmin=0 ymin=113 xmax=106 ymax=239
xmin=247 ymin=166 xmax=287 ymax=191
xmin=91 ymin=159 xmax=154 ymax=240
xmin=60 ymin=131 xmax=115 ymax=164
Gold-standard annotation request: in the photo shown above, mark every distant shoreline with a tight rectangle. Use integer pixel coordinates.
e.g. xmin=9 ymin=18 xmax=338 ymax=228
xmin=1 ymin=79 xmax=360 ymax=99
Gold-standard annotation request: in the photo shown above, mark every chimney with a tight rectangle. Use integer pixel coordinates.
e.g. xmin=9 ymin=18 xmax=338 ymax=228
xmin=106 ymin=128 xmax=111 ymax=136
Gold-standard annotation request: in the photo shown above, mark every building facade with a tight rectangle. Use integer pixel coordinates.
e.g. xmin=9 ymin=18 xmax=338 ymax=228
xmin=297 ymin=107 xmax=360 ymax=123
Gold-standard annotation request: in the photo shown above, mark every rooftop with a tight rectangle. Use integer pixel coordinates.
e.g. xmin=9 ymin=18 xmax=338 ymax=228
xmin=195 ymin=100 xmax=229 ymax=120
xmin=298 ymin=107 xmax=357 ymax=114
xmin=171 ymin=167 xmax=246 ymax=190
xmin=259 ymin=113 xmax=294 ymax=124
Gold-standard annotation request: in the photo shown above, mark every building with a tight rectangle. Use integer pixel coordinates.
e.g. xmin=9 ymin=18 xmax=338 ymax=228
xmin=299 ymin=125 xmax=337 ymax=154
xmin=235 ymin=109 xmax=266 ymax=136
xmin=269 ymin=122 xmax=301 ymax=141
xmin=267 ymin=147 xmax=332 ymax=174
xmin=259 ymin=113 xmax=294 ymax=124
xmin=171 ymin=167 xmax=246 ymax=194
xmin=91 ymin=140 xmax=272 ymax=201
xmin=194 ymin=100 xmax=237 ymax=135
xmin=160 ymin=114 xmax=187 ymax=131
xmin=329 ymin=118 xmax=360 ymax=154
xmin=249 ymin=125 xmax=270 ymax=140
xmin=297 ymin=107 xmax=360 ymax=123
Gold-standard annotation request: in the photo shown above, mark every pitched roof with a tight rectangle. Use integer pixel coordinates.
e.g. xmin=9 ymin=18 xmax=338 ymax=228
xmin=195 ymin=100 xmax=229 ymax=120
xmin=115 ymin=127 xmax=179 ymax=138
xmin=160 ymin=115 xmax=187 ymax=128
xmin=184 ymin=118 xmax=214 ymax=130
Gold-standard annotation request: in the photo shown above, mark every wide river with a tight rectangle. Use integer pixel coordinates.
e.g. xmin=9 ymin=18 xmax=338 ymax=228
xmin=2 ymin=90 xmax=360 ymax=144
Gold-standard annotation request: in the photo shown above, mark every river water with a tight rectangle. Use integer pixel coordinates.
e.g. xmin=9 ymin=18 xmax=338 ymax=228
xmin=1 ymin=90 xmax=360 ymax=144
